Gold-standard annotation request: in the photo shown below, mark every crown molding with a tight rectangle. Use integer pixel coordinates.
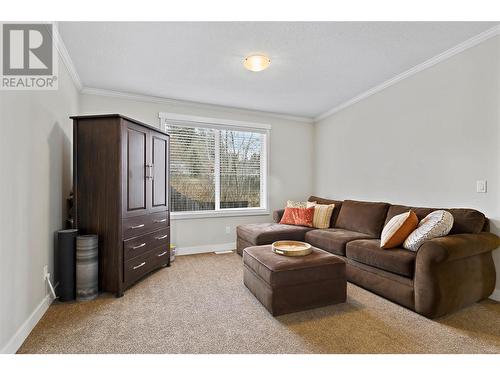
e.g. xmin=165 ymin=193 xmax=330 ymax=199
xmin=314 ymin=24 xmax=500 ymax=122
xmin=80 ymin=87 xmax=313 ymax=124
xmin=52 ymin=22 xmax=82 ymax=90
xmin=54 ymin=22 xmax=500 ymax=124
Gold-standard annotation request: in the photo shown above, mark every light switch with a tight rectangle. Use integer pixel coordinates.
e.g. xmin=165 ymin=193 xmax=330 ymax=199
xmin=476 ymin=180 xmax=487 ymax=193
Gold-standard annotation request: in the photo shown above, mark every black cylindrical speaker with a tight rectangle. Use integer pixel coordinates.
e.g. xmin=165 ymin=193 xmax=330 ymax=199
xmin=57 ymin=229 xmax=78 ymax=302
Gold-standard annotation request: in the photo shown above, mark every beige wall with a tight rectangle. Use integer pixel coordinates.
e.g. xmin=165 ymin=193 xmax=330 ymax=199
xmin=313 ymin=35 xmax=500 ymax=298
xmin=79 ymin=93 xmax=314 ymax=250
xmin=0 ymin=62 xmax=80 ymax=352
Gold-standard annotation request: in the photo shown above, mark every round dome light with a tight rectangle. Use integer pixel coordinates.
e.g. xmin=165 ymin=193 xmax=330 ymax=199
xmin=243 ymin=54 xmax=271 ymax=72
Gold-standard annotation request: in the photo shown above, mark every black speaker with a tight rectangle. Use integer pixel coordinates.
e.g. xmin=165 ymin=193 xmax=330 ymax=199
xmin=57 ymin=229 xmax=78 ymax=302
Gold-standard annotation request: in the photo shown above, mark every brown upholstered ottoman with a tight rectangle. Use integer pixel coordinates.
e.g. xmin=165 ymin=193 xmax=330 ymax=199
xmin=243 ymin=245 xmax=346 ymax=316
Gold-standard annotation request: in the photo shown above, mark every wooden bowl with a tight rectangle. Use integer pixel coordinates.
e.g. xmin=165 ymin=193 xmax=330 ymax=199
xmin=272 ymin=241 xmax=312 ymax=257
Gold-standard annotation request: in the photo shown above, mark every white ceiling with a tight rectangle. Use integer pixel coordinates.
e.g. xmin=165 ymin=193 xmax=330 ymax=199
xmin=59 ymin=22 xmax=499 ymax=119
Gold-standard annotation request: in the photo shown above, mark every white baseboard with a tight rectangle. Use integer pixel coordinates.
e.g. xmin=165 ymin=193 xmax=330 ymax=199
xmin=1 ymin=293 xmax=53 ymax=354
xmin=489 ymin=288 xmax=500 ymax=302
xmin=176 ymin=242 xmax=236 ymax=256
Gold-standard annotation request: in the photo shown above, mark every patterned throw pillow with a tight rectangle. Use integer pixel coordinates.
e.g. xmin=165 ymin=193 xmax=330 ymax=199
xmin=287 ymin=200 xmax=309 ymax=208
xmin=306 ymin=202 xmax=334 ymax=229
xmin=280 ymin=207 xmax=315 ymax=227
xmin=403 ymin=210 xmax=454 ymax=251
xmin=380 ymin=211 xmax=418 ymax=249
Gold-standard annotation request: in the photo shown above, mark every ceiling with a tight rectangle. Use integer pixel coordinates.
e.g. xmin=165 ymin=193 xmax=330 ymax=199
xmin=59 ymin=22 xmax=499 ymax=119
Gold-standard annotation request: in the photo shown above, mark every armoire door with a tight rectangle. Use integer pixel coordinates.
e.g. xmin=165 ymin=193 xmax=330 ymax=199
xmin=122 ymin=121 xmax=150 ymax=218
xmin=149 ymin=131 xmax=169 ymax=213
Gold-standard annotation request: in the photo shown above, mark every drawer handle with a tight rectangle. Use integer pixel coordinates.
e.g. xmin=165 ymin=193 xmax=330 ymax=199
xmin=130 ymin=224 xmax=145 ymax=229
xmin=154 ymin=218 xmax=167 ymax=223
xmin=157 ymin=251 xmax=168 ymax=257
xmin=155 ymin=234 xmax=168 ymax=240
xmin=133 ymin=262 xmax=146 ymax=270
xmin=132 ymin=243 xmax=146 ymax=250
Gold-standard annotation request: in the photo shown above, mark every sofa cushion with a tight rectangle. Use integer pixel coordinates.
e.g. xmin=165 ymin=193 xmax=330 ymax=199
xmin=237 ymin=223 xmax=314 ymax=246
xmin=385 ymin=205 xmax=485 ymax=235
xmin=305 ymin=228 xmax=373 ymax=256
xmin=280 ymin=207 xmax=315 ymax=227
xmin=335 ymin=200 xmax=390 ymax=237
xmin=346 ymin=239 xmax=416 ymax=278
xmin=380 ymin=210 xmax=418 ymax=249
xmin=308 ymin=196 xmax=343 ymax=227
xmin=286 ymin=200 xmax=309 ymax=208
xmin=307 ymin=202 xmax=335 ymax=229
xmin=403 ymin=210 xmax=454 ymax=251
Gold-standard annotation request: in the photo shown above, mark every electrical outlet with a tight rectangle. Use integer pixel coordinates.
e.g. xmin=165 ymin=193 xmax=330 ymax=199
xmin=225 ymin=226 xmax=231 ymax=234
xmin=43 ymin=265 xmax=48 ymax=280
xmin=476 ymin=180 xmax=487 ymax=193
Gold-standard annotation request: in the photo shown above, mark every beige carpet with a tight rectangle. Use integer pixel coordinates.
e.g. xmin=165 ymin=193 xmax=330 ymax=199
xmin=18 ymin=252 xmax=500 ymax=354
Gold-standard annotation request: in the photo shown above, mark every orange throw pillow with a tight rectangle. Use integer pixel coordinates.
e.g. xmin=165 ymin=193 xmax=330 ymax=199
xmin=380 ymin=210 xmax=419 ymax=249
xmin=280 ymin=207 xmax=315 ymax=227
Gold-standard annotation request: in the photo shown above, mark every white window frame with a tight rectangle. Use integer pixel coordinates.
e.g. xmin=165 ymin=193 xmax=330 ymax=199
xmin=159 ymin=112 xmax=270 ymax=220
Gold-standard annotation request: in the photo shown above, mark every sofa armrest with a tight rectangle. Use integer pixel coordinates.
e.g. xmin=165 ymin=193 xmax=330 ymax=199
xmin=416 ymin=232 xmax=500 ymax=264
xmin=273 ymin=209 xmax=285 ymax=223
xmin=414 ymin=232 xmax=499 ymax=318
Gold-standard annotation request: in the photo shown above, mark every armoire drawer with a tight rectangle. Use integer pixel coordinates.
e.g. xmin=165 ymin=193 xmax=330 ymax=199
xmin=122 ymin=211 xmax=169 ymax=239
xmin=124 ymin=246 xmax=170 ymax=286
xmin=123 ymin=228 xmax=170 ymax=261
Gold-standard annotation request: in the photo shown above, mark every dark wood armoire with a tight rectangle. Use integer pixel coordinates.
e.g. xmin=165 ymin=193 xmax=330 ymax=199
xmin=72 ymin=114 xmax=170 ymax=297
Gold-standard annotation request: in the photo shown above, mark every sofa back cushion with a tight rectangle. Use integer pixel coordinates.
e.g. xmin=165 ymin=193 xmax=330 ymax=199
xmin=308 ymin=196 xmax=343 ymax=227
xmin=335 ymin=200 xmax=390 ymax=237
xmin=385 ymin=205 xmax=486 ymax=234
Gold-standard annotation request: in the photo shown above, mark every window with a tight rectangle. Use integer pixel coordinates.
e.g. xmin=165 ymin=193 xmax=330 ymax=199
xmin=159 ymin=113 xmax=269 ymax=218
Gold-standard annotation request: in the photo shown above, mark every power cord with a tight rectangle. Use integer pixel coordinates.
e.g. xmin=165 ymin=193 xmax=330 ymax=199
xmin=45 ymin=273 xmax=58 ymax=300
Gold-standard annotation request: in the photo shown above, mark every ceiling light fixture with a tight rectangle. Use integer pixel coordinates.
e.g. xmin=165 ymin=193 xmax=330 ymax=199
xmin=243 ymin=54 xmax=271 ymax=72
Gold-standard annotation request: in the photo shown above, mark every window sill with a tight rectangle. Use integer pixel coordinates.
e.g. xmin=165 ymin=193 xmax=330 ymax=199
xmin=171 ymin=208 xmax=270 ymax=220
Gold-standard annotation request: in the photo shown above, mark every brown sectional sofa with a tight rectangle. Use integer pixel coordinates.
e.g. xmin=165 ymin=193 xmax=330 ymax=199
xmin=236 ymin=196 xmax=500 ymax=318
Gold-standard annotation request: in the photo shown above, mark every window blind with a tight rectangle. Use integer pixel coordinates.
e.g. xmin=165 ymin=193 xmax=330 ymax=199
xmin=167 ymin=125 xmax=215 ymax=212
xmin=219 ymin=129 xmax=262 ymax=209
